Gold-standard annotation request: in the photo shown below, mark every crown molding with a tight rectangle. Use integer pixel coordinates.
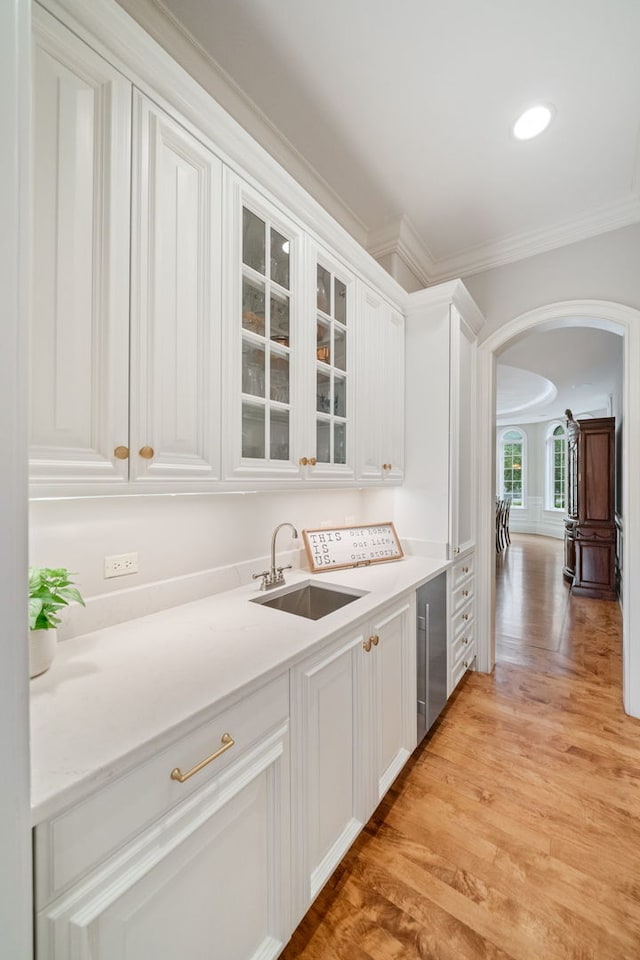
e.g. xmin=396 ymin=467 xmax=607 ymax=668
xmin=368 ymin=215 xmax=436 ymax=287
xmin=114 ymin=0 xmax=369 ymax=248
xmin=405 ymin=278 xmax=485 ymax=335
xmin=368 ymin=193 xmax=640 ymax=288
xmin=426 ymin=193 xmax=640 ymax=282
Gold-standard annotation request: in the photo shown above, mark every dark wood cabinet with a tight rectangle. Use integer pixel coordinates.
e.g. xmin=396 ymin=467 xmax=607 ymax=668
xmin=564 ymin=415 xmax=617 ymax=600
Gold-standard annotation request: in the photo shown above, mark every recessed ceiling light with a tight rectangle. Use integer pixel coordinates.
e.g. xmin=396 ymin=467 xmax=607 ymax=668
xmin=513 ymin=105 xmax=553 ymax=140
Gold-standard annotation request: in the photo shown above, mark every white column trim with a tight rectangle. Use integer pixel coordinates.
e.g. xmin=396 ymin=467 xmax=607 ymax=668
xmin=476 ymin=300 xmax=640 ymax=717
xmin=0 ymin=0 xmax=32 ymax=955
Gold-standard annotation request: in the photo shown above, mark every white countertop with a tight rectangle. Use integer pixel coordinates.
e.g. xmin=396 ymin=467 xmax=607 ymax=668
xmin=30 ymin=555 xmax=448 ymax=823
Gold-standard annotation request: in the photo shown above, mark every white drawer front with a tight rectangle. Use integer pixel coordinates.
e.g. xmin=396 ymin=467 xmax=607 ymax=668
xmin=451 ymin=642 xmax=476 ymax=690
xmin=35 ymin=672 xmax=289 ymax=907
xmin=451 ymin=622 xmax=474 ymax=666
xmin=451 ymin=555 xmax=474 ymax=590
xmin=451 ymin=578 xmax=474 ymax=617
xmin=452 ymin=597 xmax=474 ymax=642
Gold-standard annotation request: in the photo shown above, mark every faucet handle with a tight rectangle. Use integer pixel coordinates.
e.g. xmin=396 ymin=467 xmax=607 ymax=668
xmin=252 ymin=570 xmax=270 ymax=590
xmin=277 ymin=564 xmax=292 ymax=574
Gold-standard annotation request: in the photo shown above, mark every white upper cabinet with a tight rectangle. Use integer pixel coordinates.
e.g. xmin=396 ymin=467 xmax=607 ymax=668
xmin=29 ymin=1 xmax=406 ymax=496
xmin=356 ymin=283 xmax=405 ymax=482
xmin=307 ymin=245 xmax=355 ymax=480
xmin=30 ymin=7 xmax=131 ymax=487
xmin=130 ymin=93 xmax=222 ymax=483
xmin=396 ymin=280 xmax=484 ymax=559
xmin=222 ymin=173 xmax=305 ymax=480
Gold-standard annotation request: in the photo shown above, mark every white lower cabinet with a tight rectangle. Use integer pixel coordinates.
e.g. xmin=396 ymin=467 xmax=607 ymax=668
xmin=34 ymin=676 xmax=291 ymax=960
xmin=290 ymin=596 xmax=415 ymax=923
xmin=448 ymin=552 xmax=476 ymax=695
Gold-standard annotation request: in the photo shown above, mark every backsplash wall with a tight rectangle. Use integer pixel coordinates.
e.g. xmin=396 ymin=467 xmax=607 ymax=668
xmin=30 ymin=488 xmax=396 ymax=638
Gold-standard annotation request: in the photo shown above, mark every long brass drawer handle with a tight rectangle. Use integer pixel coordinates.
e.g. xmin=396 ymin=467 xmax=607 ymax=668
xmin=170 ymin=733 xmax=235 ymax=783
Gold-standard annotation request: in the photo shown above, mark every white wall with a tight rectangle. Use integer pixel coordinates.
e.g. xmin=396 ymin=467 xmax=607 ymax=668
xmin=465 ymin=223 xmax=640 ymax=341
xmin=0 ymin=0 xmax=32 ymax=955
xmin=29 ymin=487 xmax=396 ymax=638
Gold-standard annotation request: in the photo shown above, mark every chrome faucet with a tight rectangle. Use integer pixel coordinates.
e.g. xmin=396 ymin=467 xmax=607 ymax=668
xmin=252 ymin=522 xmax=299 ymax=590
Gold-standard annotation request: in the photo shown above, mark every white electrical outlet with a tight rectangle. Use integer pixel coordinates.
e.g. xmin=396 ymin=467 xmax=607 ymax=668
xmin=104 ymin=552 xmax=139 ymax=579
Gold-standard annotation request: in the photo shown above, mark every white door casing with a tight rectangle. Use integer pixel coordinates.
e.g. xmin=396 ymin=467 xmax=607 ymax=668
xmin=474 ymin=300 xmax=640 ymax=718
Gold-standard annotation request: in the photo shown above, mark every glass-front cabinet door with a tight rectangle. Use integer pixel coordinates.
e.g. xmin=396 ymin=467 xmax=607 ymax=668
xmin=309 ymin=247 xmax=355 ymax=479
xmin=223 ymin=173 xmax=304 ymax=479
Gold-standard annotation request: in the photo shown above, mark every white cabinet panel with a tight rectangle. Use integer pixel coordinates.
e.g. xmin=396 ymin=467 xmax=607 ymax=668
xmin=290 ymin=630 xmax=365 ymax=923
xmin=292 ymin=595 xmax=415 ymax=922
xmin=356 ymin=284 xmax=404 ymax=482
xmin=369 ymin=601 xmax=414 ymax=805
xmin=397 ymin=281 xmax=484 ymax=559
xmin=130 ymin=94 xmax=222 ymax=482
xmin=30 ymin=7 xmax=131 ymax=485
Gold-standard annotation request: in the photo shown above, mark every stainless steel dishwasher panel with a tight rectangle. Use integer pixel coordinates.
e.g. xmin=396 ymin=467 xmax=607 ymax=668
xmin=416 ymin=572 xmax=447 ymax=742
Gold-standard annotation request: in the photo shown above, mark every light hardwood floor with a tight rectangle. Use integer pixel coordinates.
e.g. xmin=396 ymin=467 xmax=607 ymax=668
xmin=281 ymin=534 xmax=640 ymax=960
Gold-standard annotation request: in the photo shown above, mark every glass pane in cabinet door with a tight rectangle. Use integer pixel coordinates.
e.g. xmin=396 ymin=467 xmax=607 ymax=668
xmin=317 ymin=370 xmax=331 ymax=414
xmin=242 ymin=208 xmax=265 ymax=274
xmin=270 ymin=352 xmax=289 ymax=404
xmin=317 ymin=265 xmax=331 ymax=313
xmin=317 ymin=419 xmax=330 ymax=463
xmin=270 ymin=408 xmax=289 ymax=461
xmin=242 ymin=340 xmax=265 ymax=397
xmin=316 ymin=319 xmax=330 ymax=364
xmin=334 ymin=422 xmax=346 ymax=464
xmin=242 ymin=402 xmax=265 ymax=459
xmin=270 ymin=228 xmax=290 ymax=289
xmin=242 ymin=276 xmax=265 ymax=336
xmin=334 ymin=326 xmax=346 ymax=371
xmin=270 ymin=291 xmax=290 ymax=345
xmin=334 ymin=374 xmax=346 ymax=418
xmin=334 ymin=278 xmax=346 ymax=324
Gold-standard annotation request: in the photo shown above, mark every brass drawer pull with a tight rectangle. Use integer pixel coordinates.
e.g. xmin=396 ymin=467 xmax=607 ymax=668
xmin=462 ymin=589 xmax=469 ymax=597
xmin=139 ymin=445 xmax=155 ymax=460
xmin=461 ymin=612 xmax=469 ymax=621
xmin=363 ymin=638 xmax=372 ymax=652
xmin=113 ymin=445 xmax=129 ymax=460
xmin=309 ymin=457 xmax=317 ymax=466
xmin=462 ymin=566 xmax=469 ymax=574
xmin=170 ymin=732 xmax=235 ymax=783
xmin=299 ymin=456 xmax=308 ymax=466
xmin=370 ymin=634 xmax=379 ymax=647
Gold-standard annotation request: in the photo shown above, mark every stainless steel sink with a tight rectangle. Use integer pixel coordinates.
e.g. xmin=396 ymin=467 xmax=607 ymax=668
xmin=251 ymin=581 xmax=366 ymax=620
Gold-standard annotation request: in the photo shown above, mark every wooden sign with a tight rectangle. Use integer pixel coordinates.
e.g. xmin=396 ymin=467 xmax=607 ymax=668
xmin=302 ymin=522 xmax=404 ymax=573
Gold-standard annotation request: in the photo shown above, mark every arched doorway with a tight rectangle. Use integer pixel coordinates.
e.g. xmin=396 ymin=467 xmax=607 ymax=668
xmin=474 ymin=300 xmax=640 ymax=718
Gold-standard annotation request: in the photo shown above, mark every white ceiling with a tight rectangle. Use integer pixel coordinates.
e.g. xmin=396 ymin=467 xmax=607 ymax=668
xmin=496 ymin=326 xmax=623 ymax=424
xmin=150 ymin=0 xmax=640 ymax=281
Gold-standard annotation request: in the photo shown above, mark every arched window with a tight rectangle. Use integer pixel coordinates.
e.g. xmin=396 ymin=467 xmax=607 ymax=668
xmin=498 ymin=428 xmax=526 ymax=507
xmin=546 ymin=421 xmax=566 ymax=510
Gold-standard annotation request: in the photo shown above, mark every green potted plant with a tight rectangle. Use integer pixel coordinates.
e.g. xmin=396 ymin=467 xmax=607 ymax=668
xmin=28 ymin=567 xmax=85 ymax=678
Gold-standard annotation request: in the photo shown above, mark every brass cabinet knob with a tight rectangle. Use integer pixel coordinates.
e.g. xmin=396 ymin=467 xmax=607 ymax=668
xmin=113 ymin=445 xmax=129 ymax=460
xmin=388 ymin=463 xmax=392 ymax=471
xmin=462 ymin=612 xmax=469 ymax=621
xmin=363 ymin=638 xmax=372 ymax=653
xmin=309 ymin=457 xmax=317 ymax=466
xmin=462 ymin=589 xmax=469 ymax=597
xmin=463 ymin=637 xmax=469 ymax=645
xmin=463 ymin=660 xmax=469 ymax=669
xmin=462 ymin=566 xmax=469 ymax=574
xmin=370 ymin=634 xmax=379 ymax=647
xmin=299 ymin=456 xmax=308 ymax=466
xmin=139 ymin=445 xmax=154 ymax=460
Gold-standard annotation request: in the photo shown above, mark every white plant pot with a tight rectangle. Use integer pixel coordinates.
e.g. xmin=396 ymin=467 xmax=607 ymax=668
xmin=29 ymin=628 xmax=57 ymax=678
